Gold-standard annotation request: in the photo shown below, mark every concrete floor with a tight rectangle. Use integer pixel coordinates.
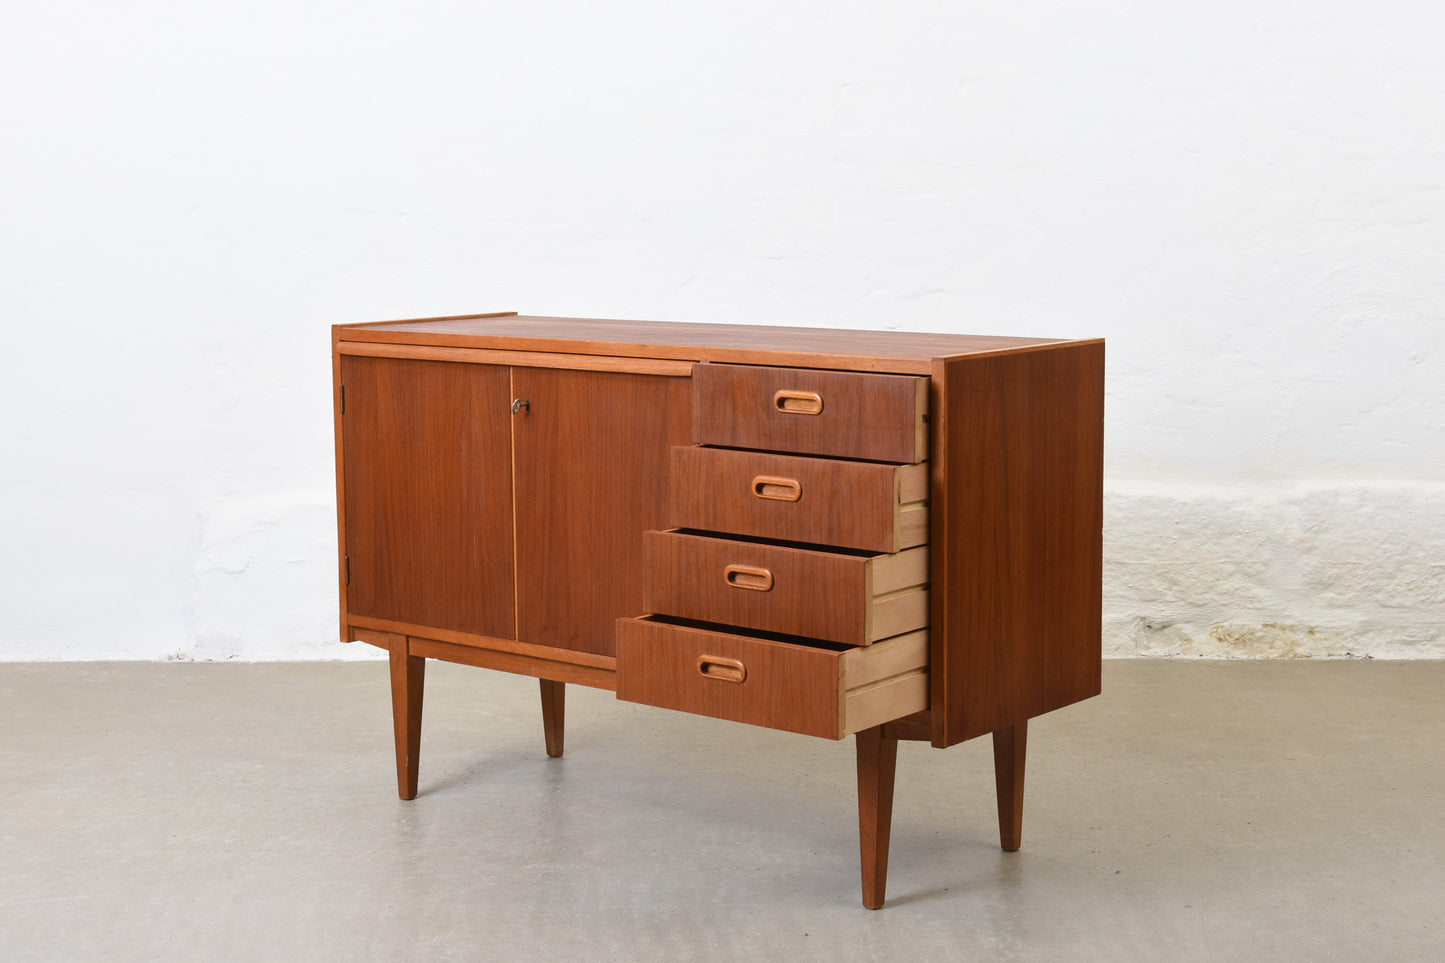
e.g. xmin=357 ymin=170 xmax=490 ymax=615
xmin=1 ymin=660 xmax=1441 ymax=962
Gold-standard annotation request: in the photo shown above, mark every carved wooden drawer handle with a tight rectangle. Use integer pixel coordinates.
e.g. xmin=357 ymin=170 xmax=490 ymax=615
xmin=774 ymin=389 xmax=824 ymax=415
xmin=697 ymin=655 xmax=747 ymax=684
xmin=724 ymin=564 xmax=774 ymax=592
xmin=752 ymin=475 xmax=802 ymax=502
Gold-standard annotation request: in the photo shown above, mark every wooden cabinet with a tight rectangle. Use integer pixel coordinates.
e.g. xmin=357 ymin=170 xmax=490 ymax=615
xmin=332 ymin=312 xmax=1105 ymax=909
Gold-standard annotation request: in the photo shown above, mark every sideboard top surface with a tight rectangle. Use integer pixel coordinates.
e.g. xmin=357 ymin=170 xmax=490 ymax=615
xmin=336 ymin=313 xmax=1077 ymax=374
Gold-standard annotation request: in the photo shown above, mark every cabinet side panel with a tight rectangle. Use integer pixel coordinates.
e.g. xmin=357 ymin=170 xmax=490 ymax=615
xmin=340 ymin=356 xmax=517 ymax=639
xmin=513 ymin=368 xmax=694 ymax=657
xmin=333 ymin=329 xmax=349 ymax=643
xmin=930 ymin=342 xmax=1104 ymax=746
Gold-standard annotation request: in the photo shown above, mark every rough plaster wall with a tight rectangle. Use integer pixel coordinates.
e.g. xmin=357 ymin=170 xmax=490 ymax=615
xmin=1 ymin=1 xmax=1441 ymax=660
xmin=1106 ymin=484 xmax=1445 ymax=658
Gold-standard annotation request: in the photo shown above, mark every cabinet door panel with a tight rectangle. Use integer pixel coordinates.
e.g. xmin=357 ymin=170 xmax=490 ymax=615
xmin=512 ymin=368 xmax=693 ymax=656
xmin=341 ymin=356 xmax=516 ymax=639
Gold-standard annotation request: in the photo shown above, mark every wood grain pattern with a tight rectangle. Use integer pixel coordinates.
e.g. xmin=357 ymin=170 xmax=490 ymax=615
xmin=843 ymin=629 xmax=929 ymax=688
xmin=844 ymin=673 xmax=929 ymax=735
xmin=692 ymin=363 xmax=928 ymax=462
xmin=615 ymin=618 xmax=927 ymax=739
xmin=408 ymin=636 xmax=617 ymax=690
xmin=642 ymin=531 xmax=928 ymax=645
xmin=868 ymin=588 xmax=930 ymax=643
xmin=512 ymin=368 xmax=693 ymax=656
xmin=337 ymin=314 xmax=1068 ymax=376
xmin=349 ymin=627 xmax=395 ymax=650
xmin=331 ymin=327 xmax=351 ymax=645
xmin=993 ymin=721 xmax=1027 ymax=852
xmin=341 ymin=310 xmax=518 ymax=328
xmin=856 ymin=725 xmax=899 ymax=909
xmin=338 ymin=340 xmax=694 ymax=377
xmin=928 ymin=341 xmax=1105 ymax=747
xmin=388 ymin=636 xmax=424 ymax=801
xmin=340 ymin=356 xmax=516 ymax=640
xmin=879 ymin=710 xmax=933 ymax=742
xmin=346 ymin=614 xmax=615 ymax=670
xmin=540 ymin=680 xmax=565 ymax=758
xmin=617 ymin=617 xmax=846 ymax=738
xmin=669 ymin=447 xmax=928 ymax=553
xmin=841 ymin=629 xmax=930 ymax=735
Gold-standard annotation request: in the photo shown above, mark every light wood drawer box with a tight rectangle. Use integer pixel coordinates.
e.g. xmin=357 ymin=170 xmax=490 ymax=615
xmin=669 ymin=446 xmax=929 ymax=554
xmin=693 ymin=364 xmax=929 ymax=463
xmin=616 ymin=616 xmax=928 ymax=739
xmin=643 ymin=530 xmax=928 ymax=646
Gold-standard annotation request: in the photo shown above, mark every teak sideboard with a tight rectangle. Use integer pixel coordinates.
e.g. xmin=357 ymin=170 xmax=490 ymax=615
xmin=331 ymin=312 xmax=1104 ymax=909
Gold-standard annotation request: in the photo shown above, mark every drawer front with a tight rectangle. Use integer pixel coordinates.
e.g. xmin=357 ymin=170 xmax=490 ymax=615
xmin=616 ymin=617 xmax=929 ymax=739
xmin=643 ymin=531 xmax=929 ymax=645
xmin=693 ymin=364 xmax=928 ymax=463
xmin=669 ymin=446 xmax=929 ymax=553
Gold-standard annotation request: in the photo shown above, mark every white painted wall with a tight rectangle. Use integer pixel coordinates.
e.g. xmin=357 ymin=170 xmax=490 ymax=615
xmin=2 ymin=1 xmax=1441 ymax=660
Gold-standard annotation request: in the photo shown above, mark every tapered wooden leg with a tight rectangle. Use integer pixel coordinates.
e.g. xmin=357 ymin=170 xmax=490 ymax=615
xmin=388 ymin=640 xmax=425 ymax=801
xmin=856 ymin=725 xmax=899 ymax=909
xmin=992 ymin=721 xmax=1027 ymax=852
xmin=540 ymin=679 xmax=565 ymax=758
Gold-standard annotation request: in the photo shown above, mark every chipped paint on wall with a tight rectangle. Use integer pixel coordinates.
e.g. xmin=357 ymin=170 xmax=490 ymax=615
xmin=1104 ymin=482 xmax=1445 ymax=659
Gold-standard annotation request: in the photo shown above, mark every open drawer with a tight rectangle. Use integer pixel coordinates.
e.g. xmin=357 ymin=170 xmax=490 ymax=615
xmin=643 ymin=530 xmax=928 ymax=646
xmin=615 ymin=616 xmax=928 ymax=739
xmin=669 ymin=446 xmax=929 ymax=554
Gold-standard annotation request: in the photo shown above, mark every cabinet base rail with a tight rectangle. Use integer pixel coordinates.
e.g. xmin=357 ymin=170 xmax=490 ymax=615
xmin=366 ymin=634 xmax=1028 ymax=909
